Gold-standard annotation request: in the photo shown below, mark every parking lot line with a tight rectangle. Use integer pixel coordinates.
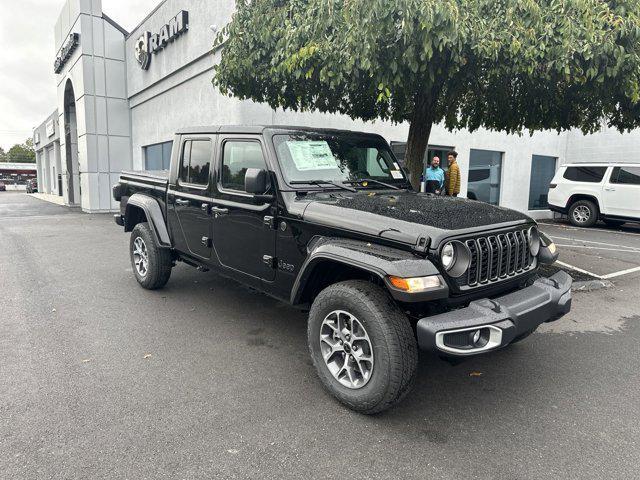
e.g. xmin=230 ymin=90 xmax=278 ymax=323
xmin=550 ymin=235 xmax=640 ymax=251
xmin=541 ymin=222 xmax=640 ymax=237
xmin=555 ymin=260 xmax=605 ymax=279
xmin=555 ymin=244 xmax=640 ymax=252
xmin=601 ymin=266 xmax=640 ymax=280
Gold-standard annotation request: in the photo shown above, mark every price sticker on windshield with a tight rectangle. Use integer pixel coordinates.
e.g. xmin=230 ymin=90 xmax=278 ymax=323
xmin=390 ymin=170 xmax=404 ymax=179
xmin=286 ymin=141 xmax=340 ymax=171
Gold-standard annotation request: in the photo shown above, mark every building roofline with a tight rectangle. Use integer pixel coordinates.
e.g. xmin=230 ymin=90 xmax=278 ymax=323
xmin=125 ymin=0 xmax=170 ymax=39
xmin=102 ymin=13 xmax=129 ymax=37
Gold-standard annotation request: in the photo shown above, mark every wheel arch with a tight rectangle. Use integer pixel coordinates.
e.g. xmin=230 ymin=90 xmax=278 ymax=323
xmin=566 ymin=194 xmax=600 ymax=212
xmin=124 ymin=194 xmax=171 ymax=247
xmin=290 ymin=237 xmax=445 ymax=306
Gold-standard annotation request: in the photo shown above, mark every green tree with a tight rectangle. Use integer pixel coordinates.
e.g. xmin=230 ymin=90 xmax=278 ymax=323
xmin=213 ymin=0 xmax=640 ymax=188
xmin=0 ymin=146 xmax=6 ymax=162
xmin=7 ymin=138 xmax=36 ymax=163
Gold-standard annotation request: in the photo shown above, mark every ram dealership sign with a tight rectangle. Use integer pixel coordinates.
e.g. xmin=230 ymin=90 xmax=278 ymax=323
xmin=135 ymin=11 xmax=189 ymax=70
xmin=54 ymin=33 xmax=80 ymax=74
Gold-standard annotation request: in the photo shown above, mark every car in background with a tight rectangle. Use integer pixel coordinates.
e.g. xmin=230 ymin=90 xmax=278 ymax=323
xmin=548 ymin=163 xmax=640 ymax=227
xmin=25 ymin=179 xmax=38 ymax=193
xmin=0 ymin=181 xmax=6 ymax=192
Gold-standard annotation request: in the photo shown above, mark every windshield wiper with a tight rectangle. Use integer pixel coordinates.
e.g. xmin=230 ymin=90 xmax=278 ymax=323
xmin=290 ymin=180 xmax=357 ymax=192
xmin=347 ymin=178 xmax=402 ymax=190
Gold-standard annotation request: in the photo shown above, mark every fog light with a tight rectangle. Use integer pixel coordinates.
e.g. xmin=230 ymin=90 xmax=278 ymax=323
xmin=388 ymin=275 xmax=442 ymax=293
xmin=472 ymin=330 xmax=481 ymax=345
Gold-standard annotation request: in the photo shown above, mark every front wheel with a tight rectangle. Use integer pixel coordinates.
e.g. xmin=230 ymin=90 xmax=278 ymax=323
xmin=130 ymin=222 xmax=173 ymax=290
xmin=308 ymin=280 xmax=418 ymax=414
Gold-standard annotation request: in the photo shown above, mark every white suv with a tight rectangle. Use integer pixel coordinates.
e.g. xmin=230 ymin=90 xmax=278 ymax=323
xmin=548 ymin=164 xmax=640 ymax=228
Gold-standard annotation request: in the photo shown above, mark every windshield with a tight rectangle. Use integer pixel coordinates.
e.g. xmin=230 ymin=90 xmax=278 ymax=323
xmin=273 ymin=133 xmax=408 ymax=187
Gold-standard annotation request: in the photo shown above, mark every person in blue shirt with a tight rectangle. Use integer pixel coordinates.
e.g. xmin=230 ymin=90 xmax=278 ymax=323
xmin=424 ymin=156 xmax=445 ymax=194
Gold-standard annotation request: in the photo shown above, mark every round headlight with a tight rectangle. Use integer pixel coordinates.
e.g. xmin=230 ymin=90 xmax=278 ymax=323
xmin=527 ymin=226 xmax=541 ymax=257
xmin=441 ymin=242 xmax=456 ymax=270
xmin=440 ymin=241 xmax=471 ymax=277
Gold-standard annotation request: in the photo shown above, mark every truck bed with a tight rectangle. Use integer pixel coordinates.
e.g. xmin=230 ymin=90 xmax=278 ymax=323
xmin=120 ymin=170 xmax=169 ymax=186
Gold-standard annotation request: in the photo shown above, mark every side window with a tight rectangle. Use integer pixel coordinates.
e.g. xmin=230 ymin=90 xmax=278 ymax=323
xmin=563 ymin=166 xmax=607 ymax=183
xmin=611 ymin=166 xmax=640 ymax=185
xmin=221 ymin=141 xmax=267 ymax=192
xmin=179 ymin=139 xmax=212 ymax=186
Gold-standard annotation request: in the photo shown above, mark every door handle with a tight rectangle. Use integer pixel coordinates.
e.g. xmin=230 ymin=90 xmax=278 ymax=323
xmin=604 ymin=187 xmax=616 ymax=191
xmin=211 ymin=206 xmax=229 ymax=215
xmin=175 ymin=198 xmax=190 ymax=206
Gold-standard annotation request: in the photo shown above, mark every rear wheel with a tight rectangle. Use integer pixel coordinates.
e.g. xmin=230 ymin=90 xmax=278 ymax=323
xmin=308 ymin=280 xmax=418 ymax=414
xmin=569 ymin=200 xmax=598 ymax=227
xmin=130 ymin=222 xmax=172 ymax=290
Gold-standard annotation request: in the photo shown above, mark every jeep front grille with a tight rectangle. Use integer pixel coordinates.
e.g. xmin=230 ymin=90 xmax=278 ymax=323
xmin=456 ymin=229 xmax=536 ymax=289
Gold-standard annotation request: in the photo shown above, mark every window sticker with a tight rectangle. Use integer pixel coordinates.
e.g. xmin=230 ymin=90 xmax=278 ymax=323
xmin=393 ymin=162 xmax=401 ymax=170
xmin=286 ymin=141 xmax=340 ymax=171
xmin=390 ymin=170 xmax=404 ymax=179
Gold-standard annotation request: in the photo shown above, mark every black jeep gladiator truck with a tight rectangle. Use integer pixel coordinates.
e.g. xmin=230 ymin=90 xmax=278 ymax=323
xmin=113 ymin=125 xmax=571 ymax=414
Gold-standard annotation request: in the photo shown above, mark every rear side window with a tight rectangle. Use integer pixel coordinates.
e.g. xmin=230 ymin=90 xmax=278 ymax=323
xmin=563 ymin=166 xmax=607 ymax=183
xmin=611 ymin=166 xmax=640 ymax=185
xmin=221 ymin=141 xmax=267 ymax=192
xmin=179 ymin=140 xmax=212 ymax=186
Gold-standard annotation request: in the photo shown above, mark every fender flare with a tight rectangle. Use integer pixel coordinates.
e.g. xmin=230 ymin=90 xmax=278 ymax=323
xmin=290 ymin=237 xmax=447 ymax=305
xmin=125 ymin=194 xmax=172 ymax=248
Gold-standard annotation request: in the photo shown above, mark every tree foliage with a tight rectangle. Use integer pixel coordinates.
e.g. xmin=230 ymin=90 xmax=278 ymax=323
xmin=214 ymin=0 xmax=640 ymax=187
xmin=6 ymin=139 xmax=36 ymax=163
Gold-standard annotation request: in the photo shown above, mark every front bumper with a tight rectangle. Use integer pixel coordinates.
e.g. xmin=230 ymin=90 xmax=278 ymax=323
xmin=416 ymin=271 xmax=572 ymax=357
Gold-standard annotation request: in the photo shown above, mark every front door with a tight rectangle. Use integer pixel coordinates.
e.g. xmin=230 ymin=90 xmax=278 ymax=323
xmin=212 ymin=137 xmax=276 ymax=281
xmin=602 ymin=166 xmax=640 ymax=218
xmin=169 ymin=137 xmax=214 ymax=260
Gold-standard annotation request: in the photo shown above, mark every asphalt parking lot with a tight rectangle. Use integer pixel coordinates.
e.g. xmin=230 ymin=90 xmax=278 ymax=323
xmin=1 ymin=191 xmax=639 ymax=479
xmin=539 ymin=220 xmax=640 ymax=281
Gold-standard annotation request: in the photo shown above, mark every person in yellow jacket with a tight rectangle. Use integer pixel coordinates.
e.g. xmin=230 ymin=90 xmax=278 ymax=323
xmin=445 ymin=151 xmax=461 ymax=197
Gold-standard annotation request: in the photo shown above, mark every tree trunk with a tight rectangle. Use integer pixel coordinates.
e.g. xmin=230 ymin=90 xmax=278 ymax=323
xmin=404 ymin=92 xmax=435 ymax=190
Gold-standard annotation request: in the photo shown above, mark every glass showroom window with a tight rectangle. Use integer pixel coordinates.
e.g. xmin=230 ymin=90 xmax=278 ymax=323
xmin=529 ymin=155 xmax=557 ymax=210
xmin=144 ymin=141 xmax=173 ymax=170
xmin=468 ymin=149 xmax=503 ymax=205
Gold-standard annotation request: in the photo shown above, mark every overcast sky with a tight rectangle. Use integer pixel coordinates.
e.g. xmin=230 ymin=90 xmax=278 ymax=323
xmin=0 ymin=0 xmax=158 ymax=150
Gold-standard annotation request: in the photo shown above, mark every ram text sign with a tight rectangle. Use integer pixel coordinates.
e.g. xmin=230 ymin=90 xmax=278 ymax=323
xmin=135 ymin=11 xmax=189 ymax=70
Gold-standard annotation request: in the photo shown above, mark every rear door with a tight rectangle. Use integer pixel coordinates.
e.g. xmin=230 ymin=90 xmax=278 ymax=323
xmin=602 ymin=166 xmax=640 ymax=218
xmin=211 ymin=135 xmax=276 ymax=282
xmin=168 ymin=136 xmax=215 ymax=260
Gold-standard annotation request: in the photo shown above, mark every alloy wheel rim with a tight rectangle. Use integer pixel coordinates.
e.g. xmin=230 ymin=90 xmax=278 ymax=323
xmin=319 ymin=310 xmax=374 ymax=389
xmin=573 ymin=205 xmax=591 ymax=223
xmin=133 ymin=237 xmax=149 ymax=277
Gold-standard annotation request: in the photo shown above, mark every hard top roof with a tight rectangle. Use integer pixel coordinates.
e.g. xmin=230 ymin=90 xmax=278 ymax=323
xmin=174 ymin=125 xmax=385 ymax=137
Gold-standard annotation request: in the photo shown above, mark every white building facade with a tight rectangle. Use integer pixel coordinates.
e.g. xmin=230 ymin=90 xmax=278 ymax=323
xmin=34 ymin=0 xmax=640 ymax=216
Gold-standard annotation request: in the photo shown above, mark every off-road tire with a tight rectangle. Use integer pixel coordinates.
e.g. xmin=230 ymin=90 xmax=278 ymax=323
xmin=568 ymin=199 xmax=599 ymax=227
xmin=308 ymin=280 xmax=418 ymax=414
xmin=130 ymin=222 xmax=172 ymax=290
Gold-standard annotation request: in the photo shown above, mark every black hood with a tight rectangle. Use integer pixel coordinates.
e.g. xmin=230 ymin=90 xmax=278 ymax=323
xmin=300 ymin=190 xmax=533 ymax=246
xmin=333 ymin=192 xmax=530 ymax=229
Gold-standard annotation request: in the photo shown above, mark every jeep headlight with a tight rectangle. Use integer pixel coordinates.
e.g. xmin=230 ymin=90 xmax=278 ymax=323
xmin=441 ymin=242 xmax=456 ymax=270
xmin=527 ymin=226 xmax=541 ymax=257
xmin=440 ymin=241 xmax=471 ymax=278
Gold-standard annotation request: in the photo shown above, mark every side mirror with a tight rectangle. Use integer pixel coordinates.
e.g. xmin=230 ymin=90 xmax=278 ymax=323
xmin=245 ymin=168 xmax=268 ymax=194
xmin=245 ymin=168 xmax=275 ymax=203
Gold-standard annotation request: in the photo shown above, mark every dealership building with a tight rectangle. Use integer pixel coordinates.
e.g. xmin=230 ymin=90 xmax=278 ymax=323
xmin=34 ymin=0 xmax=640 ymax=216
